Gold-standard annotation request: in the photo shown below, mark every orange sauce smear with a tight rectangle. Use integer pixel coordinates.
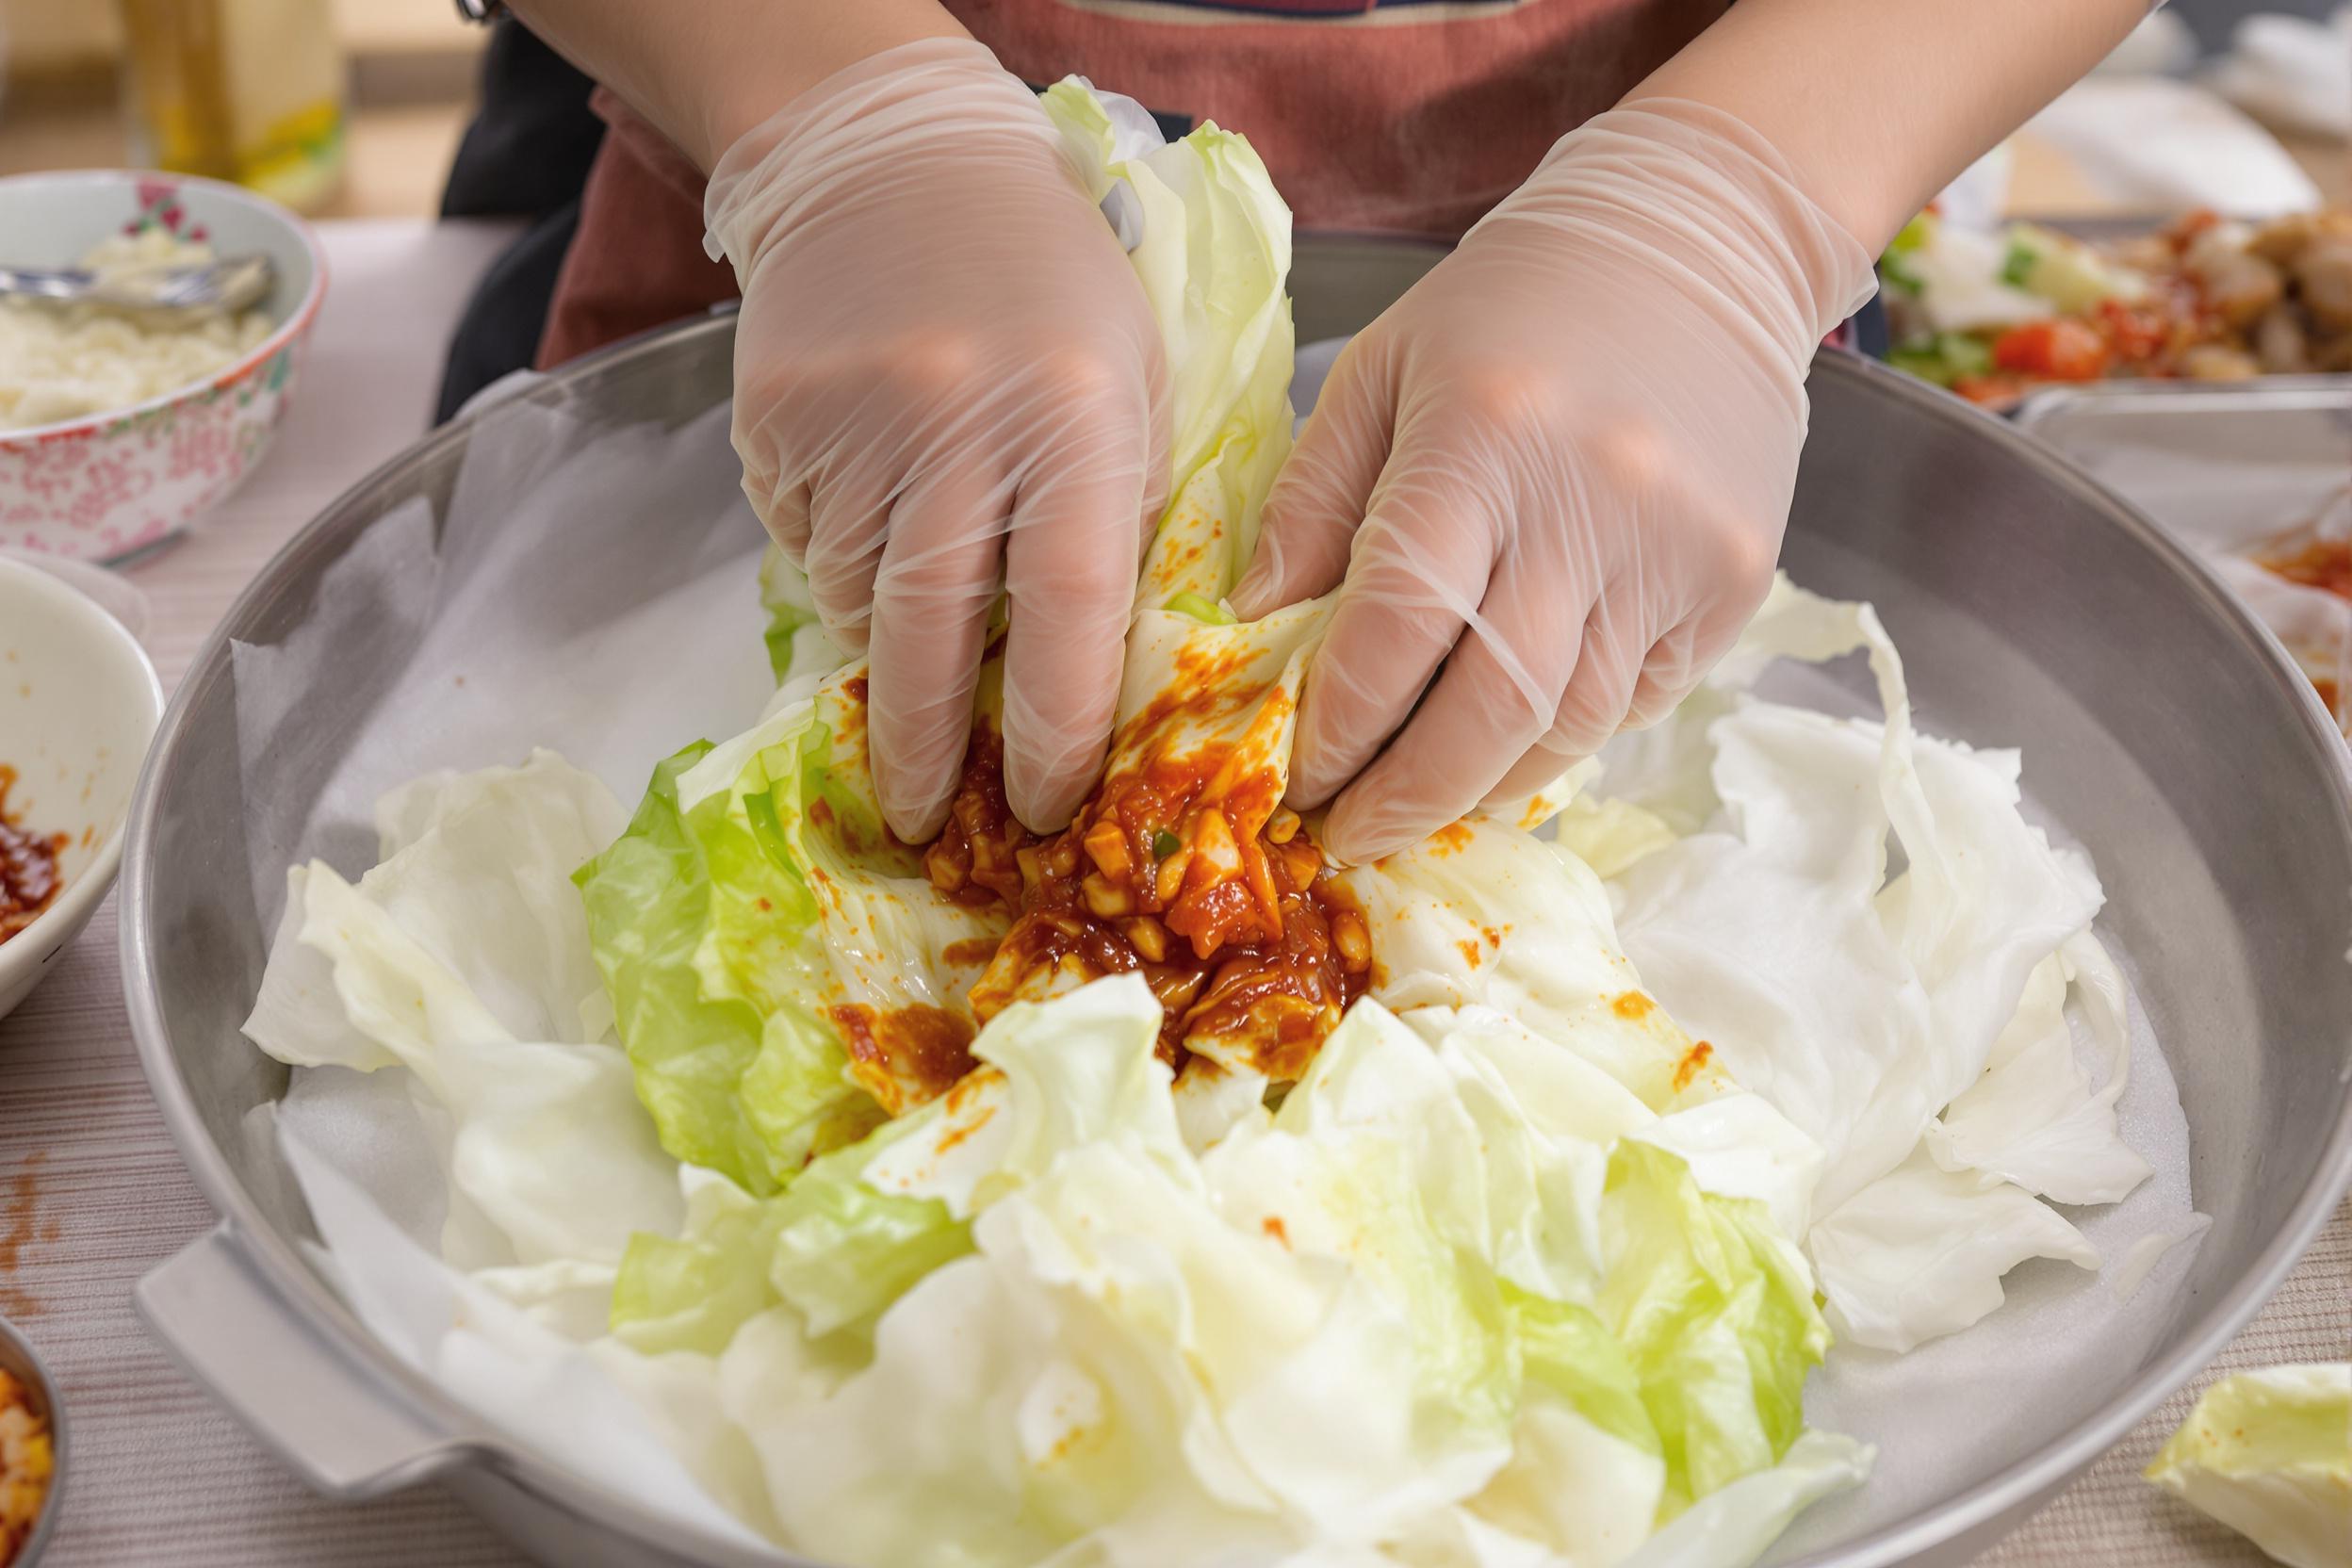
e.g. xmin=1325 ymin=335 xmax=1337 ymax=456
xmin=2259 ymin=537 xmax=2352 ymax=600
xmin=0 ymin=766 xmax=66 ymax=947
xmin=2255 ymin=539 xmax=2352 ymax=723
xmin=826 ymin=1003 xmax=978 ymax=1109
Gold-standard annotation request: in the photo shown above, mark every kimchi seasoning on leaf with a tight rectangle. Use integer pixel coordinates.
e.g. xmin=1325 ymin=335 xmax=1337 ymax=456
xmin=925 ymin=727 xmax=1369 ymax=1077
xmin=0 ymin=767 xmax=67 ymax=946
xmin=827 ymin=1004 xmax=978 ymax=1109
xmin=1612 ymin=991 xmax=1656 ymax=1021
xmin=921 ymin=730 xmax=1028 ymax=910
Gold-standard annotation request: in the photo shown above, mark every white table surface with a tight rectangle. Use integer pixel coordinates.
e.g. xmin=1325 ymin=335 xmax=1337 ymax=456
xmin=0 ymin=217 xmax=2342 ymax=1568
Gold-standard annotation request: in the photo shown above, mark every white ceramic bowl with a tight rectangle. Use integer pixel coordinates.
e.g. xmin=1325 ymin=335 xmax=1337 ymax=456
xmin=0 ymin=170 xmax=327 ymax=563
xmin=0 ymin=555 xmax=162 ymax=1021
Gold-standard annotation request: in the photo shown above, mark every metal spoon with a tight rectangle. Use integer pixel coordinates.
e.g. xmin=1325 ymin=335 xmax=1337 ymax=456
xmin=0 ymin=253 xmax=275 ymax=316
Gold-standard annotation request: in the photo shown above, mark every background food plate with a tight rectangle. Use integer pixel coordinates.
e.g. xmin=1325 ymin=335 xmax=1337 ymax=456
xmin=2012 ymin=376 xmax=2351 ymax=732
xmin=1868 ymin=208 xmax=2352 ymax=413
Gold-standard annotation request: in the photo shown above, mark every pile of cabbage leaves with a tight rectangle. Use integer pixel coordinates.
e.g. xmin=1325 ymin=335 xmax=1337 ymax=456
xmin=244 ymin=85 xmax=2151 ymax=1568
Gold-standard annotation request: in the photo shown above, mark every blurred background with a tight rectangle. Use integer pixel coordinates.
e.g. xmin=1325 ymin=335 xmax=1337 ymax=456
xmin=0 ymin=0 xmax=2342 ymax=220
xmin=0 ymin=0 xmax=477 ymax=216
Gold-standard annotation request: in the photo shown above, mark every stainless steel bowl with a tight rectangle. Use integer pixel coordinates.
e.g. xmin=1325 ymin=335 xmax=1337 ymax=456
xmin=0 ymin=1313 xmax=68 ymax=1566
xmin=120 ymin=238 xmax=2352 ymax=1568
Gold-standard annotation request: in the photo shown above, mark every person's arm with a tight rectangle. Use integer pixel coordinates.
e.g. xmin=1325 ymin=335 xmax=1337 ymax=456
xmin=499 ymin=0 xmax=967 ymax=170
xmin=1233 ymin=0 xmax=2150 ymax=862
xmin=1629 ymin=0 xmax=2148 ymax=251
xmin=496 ymin=2 xmax=1169 ymax=843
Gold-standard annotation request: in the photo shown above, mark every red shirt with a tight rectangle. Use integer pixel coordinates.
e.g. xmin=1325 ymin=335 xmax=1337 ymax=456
xmin=539 ymin=0 xmax=1726 ymax=368
xmin=954 ymin=0 xmax=1723 ymax=236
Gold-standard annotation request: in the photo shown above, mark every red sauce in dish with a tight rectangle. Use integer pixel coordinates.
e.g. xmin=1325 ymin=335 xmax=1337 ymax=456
xmin=2260 ymin=538 xmax=2352 ymax=600
xmin=0 ymin=767 xmax=66 ymax=946
xmin=2254 ymin=540 xmax=2352 ymax=724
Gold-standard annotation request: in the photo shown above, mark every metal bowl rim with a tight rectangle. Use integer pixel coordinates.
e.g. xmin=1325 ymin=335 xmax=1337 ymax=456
xmin=118 ymin=315 xmax=2352 ymax=1568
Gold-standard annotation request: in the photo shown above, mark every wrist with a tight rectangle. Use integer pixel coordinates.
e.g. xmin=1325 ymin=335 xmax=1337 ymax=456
xmin=705 ymin=38 xmax=1066 ymax=277
xmin=695 ymin=0 xmax=970 ymax=171
xmin=1483 ymin=100 xmax=1876 ymax=373
xmin=502 ymin=0 xmax=971 ymax=173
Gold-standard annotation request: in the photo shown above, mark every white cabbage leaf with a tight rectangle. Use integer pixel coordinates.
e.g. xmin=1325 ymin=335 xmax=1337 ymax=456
xmin=709 ymin=976 xmax=1854 ymax=1568
xmin=244 ymin=751 xmax=681 ymax=1274
xmin=1925 ymin=932 xmax=2149 ymax=1206
xmin=1042 ymin=77 xmax=1295 ymax=608
xmin=1594 ymin=580 xmax=2147 ymax=1350
xmin=1333 ymin=814 xmax=1725 ymax=1114
xmin=2145 ymin=1364 xmax=2351 ymax=1568
xmin=1805 ymin=1150 xmax=2099 ymax=1353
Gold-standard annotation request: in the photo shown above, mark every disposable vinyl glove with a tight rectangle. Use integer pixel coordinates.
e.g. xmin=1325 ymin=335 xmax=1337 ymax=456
xmin=1231 ymin=99 xmax=1875 ymax=863
xmin=706 ymin=39 xmax=1170 ymax=841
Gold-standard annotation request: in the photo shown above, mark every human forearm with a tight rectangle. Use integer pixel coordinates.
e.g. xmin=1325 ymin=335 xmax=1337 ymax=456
xmin=1628 ymin=0 xmax=2146 ymax=252
xmin=500 ymin=0 xmax=967 ymax=170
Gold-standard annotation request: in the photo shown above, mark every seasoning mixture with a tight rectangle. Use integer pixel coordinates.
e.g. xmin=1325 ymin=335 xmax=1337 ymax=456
xmin=0 ymin=1367 xmax=52 ymax=1568
xmin=0 ymin=769 xmax=67 ymax=947
xmin=925 ymin=729 xmax=1369 ymax=1082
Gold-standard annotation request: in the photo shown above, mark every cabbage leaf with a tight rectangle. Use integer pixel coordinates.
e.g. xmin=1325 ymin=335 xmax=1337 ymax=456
xmin=708 ymin=976 xmax=1855 ymax=1568
xmin=1595 ymin=580 xmax=2144 ymax=1350
xmin=2146 ymin=1364 xmax=2351 ymax=1568
xmin=577 ymin=669 xmax=1007 ymax=1194
xmin=245 ymin=751 xmax=681 ymax=1273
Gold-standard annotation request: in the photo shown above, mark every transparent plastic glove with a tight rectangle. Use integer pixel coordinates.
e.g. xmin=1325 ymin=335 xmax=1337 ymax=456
xmin=1231 ymin=99 xmax=1874 ymax=864
xmin=706 ymin=39 xmax=1170 ymax=841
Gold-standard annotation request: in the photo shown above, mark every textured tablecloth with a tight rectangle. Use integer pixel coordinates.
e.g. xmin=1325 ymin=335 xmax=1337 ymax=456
xmin=0 ymin=218 xmax=2344 ymax=1568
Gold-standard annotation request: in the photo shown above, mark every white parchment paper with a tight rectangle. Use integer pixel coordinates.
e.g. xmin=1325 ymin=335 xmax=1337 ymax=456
xmin=230 ymin=394 xmax=777 ymax=929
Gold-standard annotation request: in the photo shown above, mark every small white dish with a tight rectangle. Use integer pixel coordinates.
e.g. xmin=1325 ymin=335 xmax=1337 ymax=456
xmin=0 ymin=554 xmax=162 ymax=1021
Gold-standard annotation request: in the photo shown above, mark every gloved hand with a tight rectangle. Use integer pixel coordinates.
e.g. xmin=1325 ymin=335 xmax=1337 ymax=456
xmin=707 ymin=38 xmax=1170 ymax=842
xmin=1230 ymin=99 xmax=1874 ymax=863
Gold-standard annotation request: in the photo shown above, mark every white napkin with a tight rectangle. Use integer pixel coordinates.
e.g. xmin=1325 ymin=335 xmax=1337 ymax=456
xmin=2023 ymin=76 xmax=2324 ymax=217
xmin=2208 ymin=7 xmax=2352 ymax=139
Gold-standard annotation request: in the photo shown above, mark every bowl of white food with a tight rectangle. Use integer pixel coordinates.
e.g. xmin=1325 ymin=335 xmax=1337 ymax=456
xmin=0 ymin=170 xmax=327 ymax=563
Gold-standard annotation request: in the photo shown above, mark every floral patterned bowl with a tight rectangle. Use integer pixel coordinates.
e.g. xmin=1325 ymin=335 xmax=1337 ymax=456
xmin=0 ymin=172 xmax=327 ymax=563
